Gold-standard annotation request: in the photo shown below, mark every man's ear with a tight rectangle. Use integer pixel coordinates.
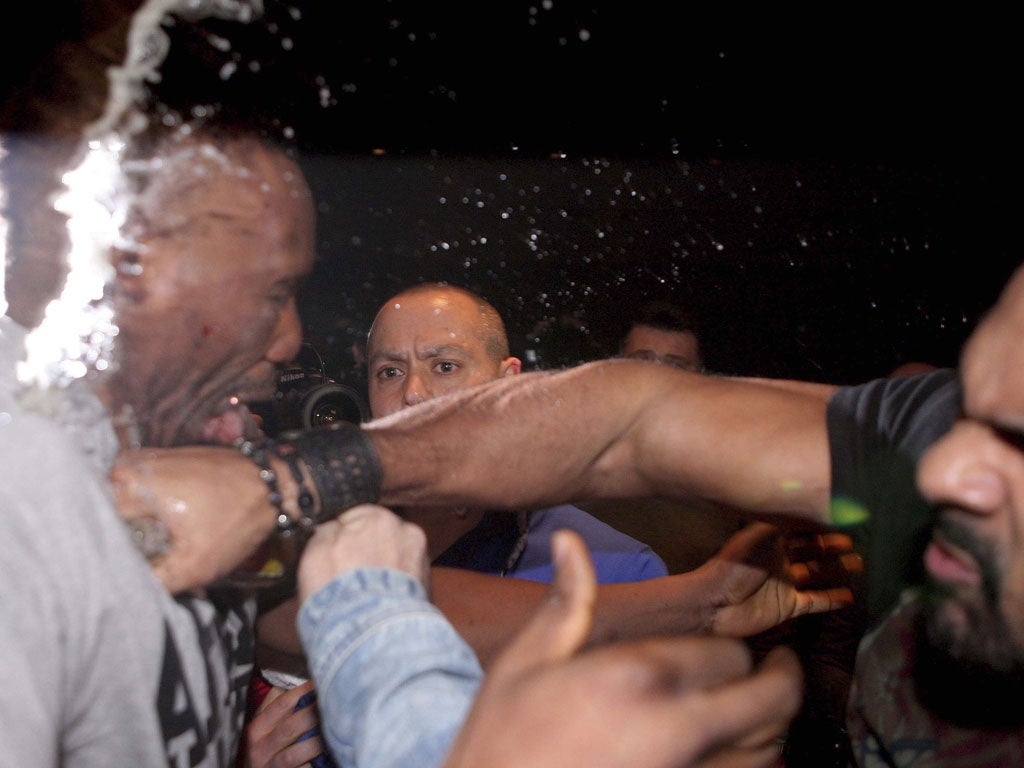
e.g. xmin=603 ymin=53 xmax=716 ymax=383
xmin=500 ymin=357 xmax=522 ymax=377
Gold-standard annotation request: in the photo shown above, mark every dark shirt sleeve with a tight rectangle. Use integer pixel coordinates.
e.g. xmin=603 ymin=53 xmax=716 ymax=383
xmin=826 ymin=369 xmax=960 ymax=624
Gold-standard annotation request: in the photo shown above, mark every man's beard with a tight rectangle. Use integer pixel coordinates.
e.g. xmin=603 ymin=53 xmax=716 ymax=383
xmin=912 ymin=516 xmax=1024 ymax=730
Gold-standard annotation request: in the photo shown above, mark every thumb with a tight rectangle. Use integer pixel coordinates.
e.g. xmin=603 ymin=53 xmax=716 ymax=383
xmin=489 ymin=529 xmax=597 ymax=680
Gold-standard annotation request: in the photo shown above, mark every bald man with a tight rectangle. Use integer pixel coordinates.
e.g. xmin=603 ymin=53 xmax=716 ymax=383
xmin=366 ymin=283 xmax=670 ymax=582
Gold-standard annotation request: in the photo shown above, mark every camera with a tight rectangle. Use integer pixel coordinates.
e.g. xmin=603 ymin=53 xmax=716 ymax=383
xmin=253 ymin=343 xmax=369 ymax=437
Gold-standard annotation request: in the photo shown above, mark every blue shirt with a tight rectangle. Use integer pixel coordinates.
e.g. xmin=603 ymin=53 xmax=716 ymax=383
xmin=433 ymin=504 xmax=669 ymax=583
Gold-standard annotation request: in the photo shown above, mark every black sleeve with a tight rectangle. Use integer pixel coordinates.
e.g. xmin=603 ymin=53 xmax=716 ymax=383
xmin=826 ymin=369 xmax=960 ymax=624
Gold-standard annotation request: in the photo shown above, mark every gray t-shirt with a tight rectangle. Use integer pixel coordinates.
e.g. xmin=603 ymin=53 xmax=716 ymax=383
xmin=0 ymin=317 xmax=254 ymax=768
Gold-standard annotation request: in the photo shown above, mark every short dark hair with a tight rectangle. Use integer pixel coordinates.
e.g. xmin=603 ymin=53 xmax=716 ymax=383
xmin=620 ymin=300 xmax=701 ymax=352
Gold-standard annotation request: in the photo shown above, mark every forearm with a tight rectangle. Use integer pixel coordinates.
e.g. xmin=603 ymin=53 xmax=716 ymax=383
xmin=587 ymin=571 xmax=719 ymax=644
xmin=119 ymin=361 xmax=834 ymax=593
xmin=299 ymin=568 xmax=481 ymax=768
xmin=431 ymin=567 xmax=722 ymax=669
xmin=367 ymin=360 xmax=833 ymax=522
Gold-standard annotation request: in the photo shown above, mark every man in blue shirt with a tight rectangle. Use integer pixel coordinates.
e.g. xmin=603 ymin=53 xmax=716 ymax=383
xmin=365 ymin=282 xmax=668 ymax=584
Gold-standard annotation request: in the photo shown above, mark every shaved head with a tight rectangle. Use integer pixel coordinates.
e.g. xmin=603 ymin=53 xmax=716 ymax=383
xmin=370 ymin=283 xmax=510 ymax=363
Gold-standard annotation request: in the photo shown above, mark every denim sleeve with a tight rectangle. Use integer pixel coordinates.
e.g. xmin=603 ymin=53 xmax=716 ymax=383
xmin=298 ymin=568 xmax=483 ymax=768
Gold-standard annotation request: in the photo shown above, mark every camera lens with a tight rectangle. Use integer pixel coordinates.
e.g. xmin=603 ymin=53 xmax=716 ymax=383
xmin=302 ymin=384 xmax=368 ymax=429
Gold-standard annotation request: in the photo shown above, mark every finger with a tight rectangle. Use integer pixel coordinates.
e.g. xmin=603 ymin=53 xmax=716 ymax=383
xmin=610 ymin=634 xmax=756 ymax=692
xmin=489 ymin=529 xmax=596 ymax=679
xmin=786 ymin=550 xmax=862 ymax=585
xmin=716 ymin=523 xmax=781 ymax=567
xmin=840 ymin=550 xmax=865 ymax=574
xmin=673 ymin=646 xmax=801 ymax=762
xmin=783 ymin=531 xmax=853 ymax=566
xmin=273 ymin=733 xmax=325 ymax=768
xmin=817 ymin=532 xmax=854 ymax=553
xmin=250 ymin=681 xmax=316 ymax=737
xmin=568 ymin=638 xmax=789 ymax=766
xmin=728 ymin=648 xmax=803 ymax=749
xmin=790 ymin=586 xmax=854 ymax=617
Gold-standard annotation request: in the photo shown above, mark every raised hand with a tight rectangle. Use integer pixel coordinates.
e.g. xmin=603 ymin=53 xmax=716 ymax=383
xmin=444 ymin=529 xmax=802 ymax=768
xmin=700 ymin=522 xmax=859 ymax=638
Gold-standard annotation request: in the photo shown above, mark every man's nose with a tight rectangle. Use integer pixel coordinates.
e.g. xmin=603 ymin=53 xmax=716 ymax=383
xmin=917 ymin=420 xmax=1008 ymax=516
xmin=265 ymin=299 xmax=303 ymax=365
xmin=403 ymin=372 xmax=430 ymax=407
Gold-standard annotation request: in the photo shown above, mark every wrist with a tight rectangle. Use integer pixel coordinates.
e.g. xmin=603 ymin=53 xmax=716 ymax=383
xmin=235 ymin=436 xmax=337 ymax=540
xmin=274 ymin=422 xmax=382 ymax=524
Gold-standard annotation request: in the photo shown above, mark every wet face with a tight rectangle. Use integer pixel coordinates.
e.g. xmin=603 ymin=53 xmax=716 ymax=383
xmin=107 ymin=136 xmax=316 ymax=447
xmin=621 ymin=324 xmax=703 ymax=372
xmin=913 ymin=288 xmax=1024 ymax=726
xmin=366 ymin=288 xmax=520 ymax=418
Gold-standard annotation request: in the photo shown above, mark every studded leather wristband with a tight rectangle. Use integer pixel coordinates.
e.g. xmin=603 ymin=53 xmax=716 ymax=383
xmin=274 ymin=421 xmax=383 ymax=525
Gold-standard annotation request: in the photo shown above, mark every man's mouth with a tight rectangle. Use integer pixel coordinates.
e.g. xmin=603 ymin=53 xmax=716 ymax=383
xmin=924 ymin=532 xmax=982 ymax=588
xmin=200 ymin=396 xmax=263 ymax=446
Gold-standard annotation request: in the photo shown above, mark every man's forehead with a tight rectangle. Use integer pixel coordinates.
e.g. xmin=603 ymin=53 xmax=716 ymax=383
xmin=136 ymin=137 xmax=305 ymax=218
xmin=369 ymin=341 xmax=473 ymax=364
xmin=372 ymin=293 xmax=477 ymax=337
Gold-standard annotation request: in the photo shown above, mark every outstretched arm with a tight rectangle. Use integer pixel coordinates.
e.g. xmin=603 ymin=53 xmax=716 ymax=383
xmin=435 ymin=521 xmax=852 ymax=667
xmin=256 ymin=521 xmax=854 ymax=671
xmin=369 ymin=359 xmax=834 ymax=523
xmin=114 ymin=362 xmax=837 ymax=593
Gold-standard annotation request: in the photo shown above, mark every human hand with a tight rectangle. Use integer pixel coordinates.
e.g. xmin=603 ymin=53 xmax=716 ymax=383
xmin=297 ymin=504 xmax=429 ymax=603
xmin=111 ymin=446 xmax=281 ymax=593
xmin=701 ymin=523 xmax=859 ymax=638
xmin=244 ymin=680 xmax=326 ymax=768
xmin=782 ymin=529 xmax=862 ymax=591
xmin=444 ymin=529 xmax=802 ymax=768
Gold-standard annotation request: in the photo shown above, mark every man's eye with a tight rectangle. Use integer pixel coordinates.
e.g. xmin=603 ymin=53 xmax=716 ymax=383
xmin=377 ymin=367 xmax=402 ymax=379
xmin=435 ymin=361 xmax=458 ymax=374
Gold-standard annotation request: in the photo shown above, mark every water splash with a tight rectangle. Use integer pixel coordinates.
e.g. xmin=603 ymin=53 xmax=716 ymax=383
xmin=15 ymin=0 xmax=265 ymax=391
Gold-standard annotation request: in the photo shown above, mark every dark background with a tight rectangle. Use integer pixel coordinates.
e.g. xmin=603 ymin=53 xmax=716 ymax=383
xmin=6 ymin=2 xmax=1019 ymax=389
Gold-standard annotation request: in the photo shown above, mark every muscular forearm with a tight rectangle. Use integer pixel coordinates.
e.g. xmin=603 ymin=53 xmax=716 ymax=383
xmin=119 ymin=361 xmax=835 ymax=594
xmin=367 ymin=360 xmax=833 ymax=523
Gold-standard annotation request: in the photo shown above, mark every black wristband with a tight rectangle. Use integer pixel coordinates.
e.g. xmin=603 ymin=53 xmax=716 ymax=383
xmin=275 ymin=421 xmax=382 ymax=523
xmin=276 ymin=445 xmax=317 ymax=539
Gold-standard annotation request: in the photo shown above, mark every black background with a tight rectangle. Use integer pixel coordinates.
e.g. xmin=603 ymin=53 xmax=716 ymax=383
xmin=5 ymin=2 xmax=1019 ymax=387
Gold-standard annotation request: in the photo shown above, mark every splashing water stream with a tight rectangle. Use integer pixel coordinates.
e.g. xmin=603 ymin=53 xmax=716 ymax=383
xmin=10 ymin=0 xmax=265 ymax=392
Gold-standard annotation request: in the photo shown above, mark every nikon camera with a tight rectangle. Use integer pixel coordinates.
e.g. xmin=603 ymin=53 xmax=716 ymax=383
xmin=253 ymin=343 xmax=369 ymax=438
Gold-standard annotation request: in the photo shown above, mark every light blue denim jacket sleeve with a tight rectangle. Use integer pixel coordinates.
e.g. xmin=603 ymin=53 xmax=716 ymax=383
xmin=298 ymin=568 xmax=483 ymax=768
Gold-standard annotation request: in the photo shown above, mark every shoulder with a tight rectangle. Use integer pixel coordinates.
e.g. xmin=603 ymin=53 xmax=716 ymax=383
xmin=828 ymin=369 xmax=959 ymax=458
